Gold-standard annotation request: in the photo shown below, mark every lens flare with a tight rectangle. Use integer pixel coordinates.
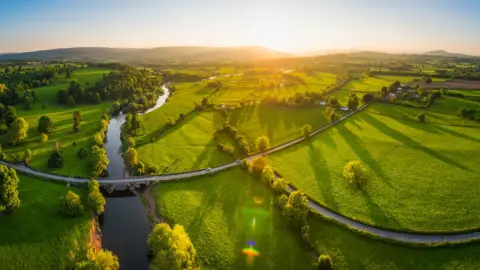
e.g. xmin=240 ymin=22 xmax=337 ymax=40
xmin=242 ymin=242 xmax=260 ymax=265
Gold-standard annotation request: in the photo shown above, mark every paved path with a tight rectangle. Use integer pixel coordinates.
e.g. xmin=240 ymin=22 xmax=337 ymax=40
xmin=3 ymin=103 xmax=480 ymax=244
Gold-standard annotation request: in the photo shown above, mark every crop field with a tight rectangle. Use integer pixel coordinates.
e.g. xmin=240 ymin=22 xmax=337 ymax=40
xmin=417 ymin=79 xmax=480 ymax=90
xmin=154 ymin=168 xmax=315 ymax=270
xmin=137 ymin=111 xmax=232 ymax=172
xmin=270 ymin=102 xmax=480 ymax=231
xmin=0 ymin=68 xmax=112 ymax=177
xmin=0 ymin=175 xmax=91 ymax=270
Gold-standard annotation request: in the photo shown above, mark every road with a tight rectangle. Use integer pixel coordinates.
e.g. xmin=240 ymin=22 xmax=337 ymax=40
xmin=4 ymin=102 xmax=480 ymax=244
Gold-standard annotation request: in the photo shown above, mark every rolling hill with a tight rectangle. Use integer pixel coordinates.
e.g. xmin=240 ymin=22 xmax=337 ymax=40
xmin=0 ymin=46 xmax=290 ymax=63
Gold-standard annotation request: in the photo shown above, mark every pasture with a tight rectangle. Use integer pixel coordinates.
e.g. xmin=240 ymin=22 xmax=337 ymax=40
xmin=0 ymin=175 xmax=91 ymax=270
xmin=1 ymin=68 xmax=112 ymax=177
xmin=270 ymin=103 xmax=480 ymax=231
xmin=154 ymin=168 xmax=315 ymax=269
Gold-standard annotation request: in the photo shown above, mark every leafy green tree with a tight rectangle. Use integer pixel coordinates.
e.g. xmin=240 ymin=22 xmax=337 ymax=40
xmin=59 ymin=190 xmax=84 ymax=217
xmin=318 ymin=254 xmax=334 ymax=270
xmin=256 ymin=135 xmax=270 ymax=152
xmin=0 ymin=164 xmax=20 ymax=213
xmin=24 ymin=149 xmax=32 ymax=165
xmin=124 ymin=147 xmax=138 ymax=170
xmin=362 ymin=93 xmax=374 ymax=103
xmin=280 ymin=191 xmax=309 ymax=229
xmin=99 ymin=119 xmax=108 ymax=133
xmin=73 ymin=111 xmax=82 ymax=132
xmin=87 ymin=179 xmax=106 ymax=215
xmin=250 ymin=156 xmax=267 ymax=175
xmin=261 ymin=165 xmax=275 ymax=185
xmin=77 ymin=148 xmax=87 ymax=159
xmin=66 ymin=96 xmax=76 ymax=107
xmin=347 ymin=95 xmax=359 ymax=110
xmin=271 ymin=177 xmax=288 ymax=192
xmin=38 ymin=115 xmax=56 ymax=134
xmin=57 ymin=89 xmax=68 ymax=103
xmin=148 ymin=223 xmax=199 ymax=270
xmin=94 ymin=132 xmax=104 ymax=147
xmin=7 ymin=117 xmax=29 ymax=145
xmin=48 ymin=149 xmax=64 ymax=168
xmin=91 ymin=145 xmax=109 ymax=177
xmin=343 ymin=160 xmax=368 ymax=188
xmin=40 ymin=133 xmax=48 ymax=143
xmin=93 ymin=249 xmax=119 ymax=270
xmin=127 ymin=137 xmax=135 ymax=148
xmin=302 ymin=124 xmax=312 ymax=138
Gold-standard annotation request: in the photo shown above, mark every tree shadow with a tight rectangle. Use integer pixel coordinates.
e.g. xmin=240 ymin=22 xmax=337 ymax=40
xmin=434 ymin=125 xmax=480 ymax=144
xmin=258 ymin=105 xmax=280 ymax=143
xmin=360 ymin=112 xmax=471 ymax=172
xmin=361 ymin=188 xmax=402 ymax=230
xmin=307 ymin=141 xmax=337 ymax=209
xmin=336 ymin=123 xmax=393 ymax=188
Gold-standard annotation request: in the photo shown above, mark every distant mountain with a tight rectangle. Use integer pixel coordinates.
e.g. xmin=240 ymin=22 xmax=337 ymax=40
xmin=424 ymin=50 xmax=478 ymax=58
xmin=0 ymin=46 xmax=291 ymax=63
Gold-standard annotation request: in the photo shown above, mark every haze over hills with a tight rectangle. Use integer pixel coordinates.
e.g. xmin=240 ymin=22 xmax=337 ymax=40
xmin=0 ymin=46 xmax=291 ymax=63
xmin=424 ymin=50 xmax=479 ymax=58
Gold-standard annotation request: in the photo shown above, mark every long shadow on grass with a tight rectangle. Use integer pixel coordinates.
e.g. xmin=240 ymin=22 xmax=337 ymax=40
xmin=336 ymin=123 xmax=393 ymax=188
xmin=434 ymin=125 xmax=480 ymax=144
xmin=360 ymin=112 xmax=471 ymax=172
xmin=361 ymin=188 xmax=401 ymax=229
xmin=258 ymin=105 xmax=280 ymax=143
xmin=307 ymin=141 xmax=338 ymax=209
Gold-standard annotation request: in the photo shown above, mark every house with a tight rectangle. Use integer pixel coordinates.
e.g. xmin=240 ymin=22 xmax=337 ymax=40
xmin=340 ymin=107 xmax=349 ymax=111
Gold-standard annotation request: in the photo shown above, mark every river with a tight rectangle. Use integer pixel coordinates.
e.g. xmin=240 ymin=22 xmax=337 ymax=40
xmin=101 ymin=84 xmax=170 ymax=270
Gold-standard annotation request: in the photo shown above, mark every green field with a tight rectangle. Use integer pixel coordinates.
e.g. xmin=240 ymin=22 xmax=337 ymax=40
xmin=0 ymin=175 xmax=91 ymax=269
xmin=1 ymin=68 xmax=112 ymax=177
xmin=154 ymin=168 xmax=315 ymax=269
xmin=137 ymin=111 xmax=232 ymax=173
xmin=309 ymin=218 xmax=480 ymax=270
xmin=230 ymin=105 xmax=329 ymax=146
xmin=270 ymin=103 xmax=480 ymax=231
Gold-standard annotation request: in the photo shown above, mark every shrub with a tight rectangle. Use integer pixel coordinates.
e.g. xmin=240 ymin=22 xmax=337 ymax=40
xmin=280 ymin=191 xmax=309 ymax=229
xmin=94 ymin=132 xmax=104 ymax=147
xmin=255 ymin=135 xmax=270 ymax=152
xmin=362 ymin=93 xmax=374 ymax=103
xmin=145 ymin=165 xmax=158 ymax=175
xmin=40 ymin=133 xmax=48 ymax=143
xmin=127 ymin=137 xmax=135 ymax=148
xmin=343 ymin=160 xmax=368 ymax=188
xmin=329 ymin=112 xmax=337 ymax=122
xmin=240 ymin=158 xmax=251 ymax=170
xmin=48 ymin=149 xmax=64 ymax=168
xmin=301 ymin=225 xmax=310 ymax=244
xmin=250 ymin=156 xmax=267 ymax=175
xmin=135 ymin=161 xmax=145 ymax=176
xmin=77 ymin=148 xmax=87 ymax=159
xmin=417 ymin=112 xmax=426 ymax=122
xmin=24 ymin=149 xmax=32 ymax=165
xmin=124 ymin=147 xmax=139 ymax=170
xmin=66 ymin=96 xmax=76 ymax=107
xmin=318 ymin=254 xmax=334 ymax=270
xmin=277 ymin=194 xmax=288 ymax=210
xmin=0 ymin=124 xmax=7 ymax=134
xmin=271 ymin=177 xmax=288 ymax=192
xmin=91 ymin=145 xmax=109 ymax=177
xmin=302 ymin=124 xmax=312 ymax=138
xmin=261 ymin=166 xmax=275 ymax=185
xmin=59 ymin=191 xmax=84 ymax=217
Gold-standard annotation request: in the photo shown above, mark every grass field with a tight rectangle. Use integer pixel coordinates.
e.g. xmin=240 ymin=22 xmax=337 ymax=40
xmin=1 ymin=68 xmax=112 ymax=177
xmin=154 ymin=168 xmax=316 ymax=269
xmin=0 ymin=175 xmax=91 ymax=269
xmin=229 ymin=105 xmax=329 ymax=147
xmin=309 ymin=218 xmax=480 ymax=270
xmin=270 ymin=102 xmax=480 ymax=231
xmin=137 ymin=111 xmax=232 ymax=173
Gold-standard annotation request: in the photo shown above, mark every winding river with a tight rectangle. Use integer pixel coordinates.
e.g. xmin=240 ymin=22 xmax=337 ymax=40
xmin=101 ymin=84 xmax=170 ymax=270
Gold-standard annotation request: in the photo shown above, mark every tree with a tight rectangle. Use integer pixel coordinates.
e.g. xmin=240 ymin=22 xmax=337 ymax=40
xmin=343 ymin=160 xmax=368 ymax=188
xmin=318 ymin=254 xmax=334 ymax=270
xmin=59 ymin=190 xmax=84 ymax=217
xmin=256 ymin=135 xmax=270 ymax=152
xmin=250 ymin=156 xmax=267 ymax=175
xmin=77 ymin=147 xmax=87 ymax=159
xmin=124 ymin=147 xmax=138 ymax=170
xmin=93 ymin=249 xmax=119 ymax=270
xmin=261 ymin=165 xmax=275 ymax=185
xmin=24 ymin=149 xmax=32 ymax=165
xmin=347 ymin=95 xmax=359 ymax=110
xmin=91 ymin=145 xmax=109 ymax=177
xmin=66 ymin=68 xmax=72 ymax=79
xmin=38 ymin=115 xmax=56 ymax=134
xmin=87 ymin=179 xmax=106 ymax=215
xmin=148 ymin=223 xmax=199 ymax=270
xmin=73 ymin=111 xmax=82 ymax=132
xmin=417 ymin=112 xmax=426 ymax=122
xmin=127 ymin=137 xmax=135 ymax=148
xmin=48 ymin=149 xmax=64 ymax=168
xmin=280 ymin=191 xmax=309 ymax=229
xmin=271 ymin=177 xmax=288 ymax=193
xmin=201 ymin=97 xmax=208 ymax=107
xmin=302 ymin=124 xmax=312 ymax=138
xmin=40 ymin=133 xmax=48 ymax=143
xmin=0 ymin=164 xmax=20 ymax=213
xmin=425 ymin=77 xmax=432 ymax=84
xmin=7 ymin=117 xmax=29 ymax=146
xmin=329 ymin=112 xmax=337 ymax=123
xmin=362 ymin=93 xmax=374 ymax=103
xmin=94 ymin=132 xmax=104 ymax=147
xmin=57 ymin=89 xmax=68 ymax=103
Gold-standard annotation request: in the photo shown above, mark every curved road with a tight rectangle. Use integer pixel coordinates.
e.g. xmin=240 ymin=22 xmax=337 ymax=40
xmin=3 ymin=103 xmax=480 ymax=245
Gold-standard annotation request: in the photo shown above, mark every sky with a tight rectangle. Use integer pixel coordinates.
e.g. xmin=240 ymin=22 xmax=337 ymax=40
xmin=1 ymin=0 xmax=480 ymax=55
